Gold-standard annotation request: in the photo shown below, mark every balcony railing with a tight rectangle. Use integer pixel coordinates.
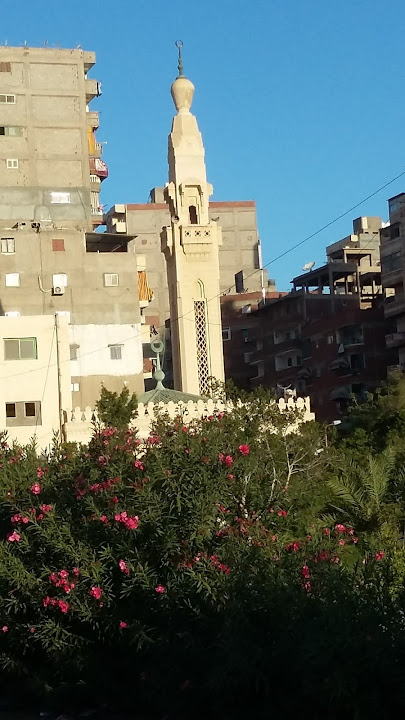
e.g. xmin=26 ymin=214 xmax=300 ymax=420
xmin=386 ymin=332 xmax=405 ymax=349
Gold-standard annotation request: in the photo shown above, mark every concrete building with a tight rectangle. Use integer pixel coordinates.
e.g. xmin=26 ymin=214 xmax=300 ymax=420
xmin=380 ymin=193 xmax=405 ymax=369
xmin=220 ymin=288 xmax=285 ymax=389
xmin=0 ymin=314 xmax=71 ymax=446
xmin=0 ymin=46 xmax=145 ymax=408
xmin=250 ymin=217 xmax=390 ymax=421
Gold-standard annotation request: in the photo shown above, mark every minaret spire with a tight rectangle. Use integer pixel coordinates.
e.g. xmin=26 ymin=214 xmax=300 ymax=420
xmin=175 ymin=40 xmax=184 ymax=77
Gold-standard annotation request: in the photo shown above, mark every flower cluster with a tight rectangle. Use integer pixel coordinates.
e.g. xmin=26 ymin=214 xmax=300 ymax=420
xmin=6 ymin=531 xmax=20 ymax=543
xmin=43 ymin=597 xmax=69 ymax=613
xmin=114 ymin=511 xmax=139 ymax=530
xmin=218 ymin=453 xmax=234 ymax=468
xmin=118 ymin=559 xmax=130 ymax=575
xmin=238 ymin=444 xmax=250 ymax=456
xmin=49 ymin=569 xmax=76 ymax=594
xmin=30 ymin=483 xmax=41 ymax=495
xmin=89 ymin=586 xmax=103 ymax=600
xmin=11 ymin=513 xmax=29 ymax=525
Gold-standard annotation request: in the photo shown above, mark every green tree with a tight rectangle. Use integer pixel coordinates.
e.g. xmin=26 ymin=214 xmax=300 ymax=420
xmin=95 ymin=385 xmax=137 ymax=430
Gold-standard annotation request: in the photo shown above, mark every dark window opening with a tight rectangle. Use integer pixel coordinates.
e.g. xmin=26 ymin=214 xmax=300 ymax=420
xmin=189 ymin=205 xmax=198 ymax=224
xmin=5 ymin=403 xmax=16 ymax=418
xmin=24 ymin=402 xmax=36 ymax=417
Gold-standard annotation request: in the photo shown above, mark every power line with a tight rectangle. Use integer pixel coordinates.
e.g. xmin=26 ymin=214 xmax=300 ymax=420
xmin=1 ymin=167 xmax=404 ymax=382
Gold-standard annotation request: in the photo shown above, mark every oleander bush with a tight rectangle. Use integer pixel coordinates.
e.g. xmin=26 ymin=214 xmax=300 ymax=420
xmin=1 ymin=386 xmax=405 ymax=718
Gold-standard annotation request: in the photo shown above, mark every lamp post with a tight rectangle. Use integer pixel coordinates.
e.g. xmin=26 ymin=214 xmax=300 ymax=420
xmin=325 ymin=419 xmax=342 ymax=447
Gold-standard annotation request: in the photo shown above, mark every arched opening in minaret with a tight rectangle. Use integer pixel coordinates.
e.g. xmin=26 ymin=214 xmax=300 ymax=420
xmin=189 ymin=205 xmax=198 ymax=224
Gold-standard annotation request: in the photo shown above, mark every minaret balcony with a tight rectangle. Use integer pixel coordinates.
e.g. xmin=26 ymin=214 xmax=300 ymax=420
xmin=180 ymin=224 xmax=222 ymax=253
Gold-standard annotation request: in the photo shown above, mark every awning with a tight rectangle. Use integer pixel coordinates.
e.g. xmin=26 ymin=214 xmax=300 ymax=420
xmin=330 ymin=386 xmax=351 ymax=401
xmin=330 ymin=356 xmax=350 ymax=371
xmin=138 ymin=271 xmax=154 ymax=303
xmin=297 ymin=366 xmax=312 ymax=379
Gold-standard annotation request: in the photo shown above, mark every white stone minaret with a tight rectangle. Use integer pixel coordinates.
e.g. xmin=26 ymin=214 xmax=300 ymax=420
xmin=162 ymin=43 xmax=224 ymax=395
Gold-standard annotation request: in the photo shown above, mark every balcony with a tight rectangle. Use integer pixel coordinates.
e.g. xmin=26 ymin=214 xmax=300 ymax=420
xmin=83 ymin=51 xmax=96 ymax=72
xmin=384 ymin=297 xmax=405 ymax=318
xmin=86 ymin=111 xmax=100 ymax=129
xmin=382 ymin=267 xmax=403 ymax=289
xmin=85 ymin=78 xmax=102 ymax=102
xmin=90 ymin=174 xmax=101 ymax=187
xmin=386 ymin=332 xmax=405 ymax=349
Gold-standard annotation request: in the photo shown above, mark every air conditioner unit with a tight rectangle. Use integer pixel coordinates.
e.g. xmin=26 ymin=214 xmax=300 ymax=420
xmin=53 ymin=286 xmax=65 ymax=296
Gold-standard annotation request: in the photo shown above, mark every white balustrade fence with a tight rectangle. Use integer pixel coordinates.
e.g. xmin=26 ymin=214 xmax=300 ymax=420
xmin=63 ymin=397 xmax=315 ymax=445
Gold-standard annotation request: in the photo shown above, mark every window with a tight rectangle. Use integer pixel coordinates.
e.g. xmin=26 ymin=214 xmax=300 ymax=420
xmin=5 ymin=400 xmax=41 ymax=426
xmin=222 ymin=327 xmax=231 ymax=341
xmin=50 ymin=192 xmax=71 ymax=204
xmin=6 ymin=159 xmax=18 ymax=169
xmin=287 ymin=357 xmax=293 ymax=367
xmin=189 ymin=205 xmax=198 ymax=224
xmin=0 ymin=126 xmax=22 ymax=136
xmin=350 ymin=354 xmax=365 ymax=372
xmin=70 ymin=344 xmax=79 ymax=361
xmin=381 ymin=250 xmax=402 ymax=273
xmin=5 ymin=403 xmax=16 ymax=418
xmin=327 ymin=334 xmax=335 ymax=344
xmin=0 ymin=62 xmax=11 ymax=72
xmin=71 ymin=382 xmax=80 ymax=392
xmin=109 ymin=344 xmax=122 ymax=360
xmin=0 ymin=94 xmax=15 ymax=104
xmin=1 ymin=237 xmax=15 ymax=253
xmin=242 ymin=304 xmax=252 ymax=314
xmin=242 ymin=329 xmax=250 ymax=342
xmin=5 ymin=273 xmax=20 ymax=287
xmin=25 ymin=402 xmax=36 ymax=417
xmin=52 ymin=238 xmax=65 ymax=251
xmin=104 ymin=273 xmax=119 ymax=287
xmin=244 ymin=352 xmax=254 ymax=364
xmin=5 ymin=311 xmax=20 ymax=317
xmin=390 ymin=224 xmax=400 ymax=240
xmin=4 ymin=337 xmax=37 ymax=360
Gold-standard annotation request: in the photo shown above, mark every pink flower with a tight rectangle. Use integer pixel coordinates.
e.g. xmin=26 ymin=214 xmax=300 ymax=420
xmin=335 ymin=523 xmax=346 ymax=534
xmin=100 ymin=515 xmax=108 ymax=524
xmin=375 ymin=551 xmax=385 ymax=561
xmin=119 ymin=621 xmax=127 ymax=629
xmin=11 ymin=514 xmax=22 ymax=525
xmin=353 ymin=537 xmax=358 ymax=544
xmin=339 ymin=539 xmax=345 ymax=547
xmin=124 ymin=516 xmax=139 ymax=530
xmin=302 ymin=581 xmax=311 ymax=593
xmin=58 ymin=600 xmax=69 ymax=614
xmin=1 ymin=626 xmax=8 ymax=633
xmin=301 ymin=565 xmax=310 ymax=579
xmin=133 ymin=460 xmax=144 ymax=471
xmin=59 ymin=569 xmax=69 ymax=579
xmin=238 ymin=444 xmax=250 ymax=456
xmin=72 ymin=567 xmax=80 ymax=576
xmin=40 ymin=504 xmax=52 ymax=513
xmin=286 ymin=541 xmax=300 ymax=552
xmin=30 ymin=627 xmax=35 ymax=633
xmin=323 ymin=528 xmax=330 ymax=536
xmin=218 ymin=453 xmax=224 ymax=463
xmin=155 ymin=585 xmax=165 ymax=594
xmin=112 ymin=496 xmax=119 ymax=504
xmin=224 ymin=455 xmax=233 ymax=468
xmin=277 ymin=510 xmax=287 ymax=517
xmin=228 ymin=474 xmax=234 ymax=480
xmin=119 ymin=559 xmax=130 ymax=575
xmin=30 ymin=483 xmax=41 ymax=495
xmin=36 ymin=468 xmax=44 ymax=478
xmin=89 ymin=586 xmax=103 ymax=600
xmin=271 ymin=535 xmax=277 ymax=542
xmin=7 ymin=531 xmax=20 ymax=542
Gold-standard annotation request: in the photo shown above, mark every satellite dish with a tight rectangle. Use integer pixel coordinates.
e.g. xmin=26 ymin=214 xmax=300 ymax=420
xmin=302 ymin=261 xmax=316 ymax=272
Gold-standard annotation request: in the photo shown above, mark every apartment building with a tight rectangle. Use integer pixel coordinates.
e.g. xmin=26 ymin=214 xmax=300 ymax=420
xmin=0 ymin=46 xmax=145 ymax=409
xmin=220 ymin=286 xmax=285 ymax=389
xmin=380 ymin=193 xmax=405 ymax=368
xmin=0 ymin=314 xmax=71 ymax=446
xmin=250 ymin=217 xmax=390 ymax=421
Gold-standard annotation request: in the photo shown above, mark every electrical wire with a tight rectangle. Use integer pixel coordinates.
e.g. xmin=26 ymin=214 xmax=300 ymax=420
xmin=1 ymin=167 xmax=405 ymax=382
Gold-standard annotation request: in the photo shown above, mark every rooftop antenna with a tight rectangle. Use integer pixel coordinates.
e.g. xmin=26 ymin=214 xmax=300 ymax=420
xmin=175 ymin=39 xmax=184 ymax=77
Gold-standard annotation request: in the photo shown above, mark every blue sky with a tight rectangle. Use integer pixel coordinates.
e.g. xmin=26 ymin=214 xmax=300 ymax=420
xmin=3 ymin=0 xmax=405 ymax=290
